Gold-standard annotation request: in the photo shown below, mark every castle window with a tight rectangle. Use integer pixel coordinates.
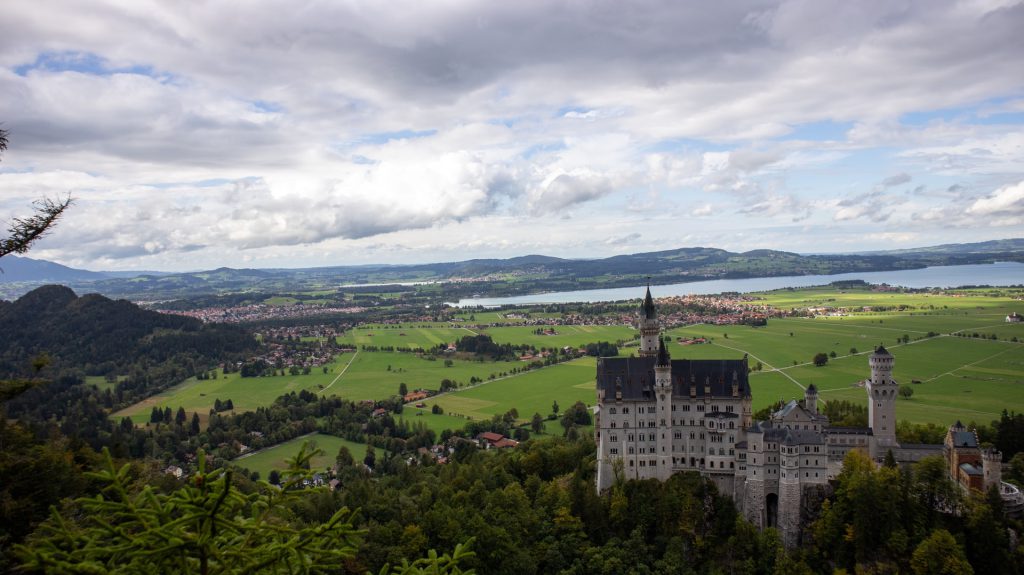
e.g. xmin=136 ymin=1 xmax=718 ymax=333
xmin=682 ymin=405 xmax=690 ymax=412
xmin=629 ymin=461 xmax=633 ymax=467
xmin=610 ymin=448 xmax=618 ymax=455
xmin=628 ymin=434 xmax=635 ymax=441
xmin=609 ymin=407 xmax=617 ymax=415
xmin=623 ymin=407 xmax=629 ymax=414
xmin=730 ymin=462 xmax=734 ymax=469
xmin=671 ymin=405 xmax=676 ymax=411
xmin=611 ymin=422 xmax=617 ymax=429
xmin=628 ymin=447 xmax=635 ymax=454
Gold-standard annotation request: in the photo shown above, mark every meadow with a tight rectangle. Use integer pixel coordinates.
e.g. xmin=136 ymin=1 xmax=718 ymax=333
xmin=117 ymin=286 xmax=1024 ymax=436
xmin=233 ymin=432 xmax=368 ymax=478
xmin=416 ymin=357 xmax=598 ymax=424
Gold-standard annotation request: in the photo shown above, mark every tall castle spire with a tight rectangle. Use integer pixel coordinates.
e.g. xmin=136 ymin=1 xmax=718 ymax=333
xmin=637 ymin=281 xmax=660 ymax=357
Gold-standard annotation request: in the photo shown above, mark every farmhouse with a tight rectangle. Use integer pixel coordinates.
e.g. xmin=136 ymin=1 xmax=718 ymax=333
xmin=595 ymin=286 xmax=1016 ymax=547
xmin=1007 ymin=311 xmax=1022 ymax=323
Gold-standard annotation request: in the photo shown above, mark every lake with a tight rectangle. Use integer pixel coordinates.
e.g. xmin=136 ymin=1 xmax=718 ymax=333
xmin=450 ymin=261 xmax=1024 ymax=307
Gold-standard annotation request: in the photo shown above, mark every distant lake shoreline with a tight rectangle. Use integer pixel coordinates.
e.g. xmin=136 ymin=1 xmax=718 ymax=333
xmin=449 ymin=261 xmax=1024 ymax=307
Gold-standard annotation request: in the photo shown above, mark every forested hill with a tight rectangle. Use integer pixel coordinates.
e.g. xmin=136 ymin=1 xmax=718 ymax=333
xmin=0 ymin=285 xmax=256 ymax=378
xmin=3 ymin=238 xmax=1023 ymax=300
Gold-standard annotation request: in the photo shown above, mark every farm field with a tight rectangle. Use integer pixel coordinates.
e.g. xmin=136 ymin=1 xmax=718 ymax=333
xmin=672 ymin=321 xmax=1024 ymax=426
xmin=754 ymin=286 xmax=1024 ymax=312
xmin=319 ymin=351 xmax=523 ymax=401
xmin=338 ymin=325 xmax=477 ymax=349
xmin=114 ymin=350 xmax=527 ymax=423
xmin=417 ymin=357 xmax=598 ymax=423
xmin=483 ymin=324 xmax=636 ymax=350
xmin=113 ymin=353 xmax=355 ymax=424
xmin=234 ymin=433 xmax=367 ymax=478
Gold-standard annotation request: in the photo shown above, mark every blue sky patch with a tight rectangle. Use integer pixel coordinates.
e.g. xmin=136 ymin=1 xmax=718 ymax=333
xmin=14 ymin=51 xmax=164 ymax=80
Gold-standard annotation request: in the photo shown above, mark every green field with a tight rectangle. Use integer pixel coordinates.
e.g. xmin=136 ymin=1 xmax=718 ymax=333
xmin=663 ymin=284 xmax=1024 ymax=425
xmin=318 ymin=351 xmax=523 ymax=401
xmin=339 ymin=325 xmax=477 ymax=349
xmin=115 ymin=349 xmax=525 ymax=422
xmin=233 ymin=433 xmax=367 ymax=478
xmin=418 ymin=357 xmax=597 ymax=423
xmin=483 ymin=324 xmax=637 ymax=350
xmin=113 ymin=353 xmax=354 ymax=423
xmin=116 ymin=286 xmax=1024 ymax=435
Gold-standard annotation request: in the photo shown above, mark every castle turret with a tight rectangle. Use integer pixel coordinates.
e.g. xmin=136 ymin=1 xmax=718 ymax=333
xmin=866 ymin=346 xmax=898 ymax=457
xmin=982 ymin=448 xmax=1003 ymax=492
xmin=804 ymin=383 xmax=818 ymax=415
xmin=655 ymin=338 xmax=673 ymax=479
xmin=638 ymin=284 xmax=660 ymax=357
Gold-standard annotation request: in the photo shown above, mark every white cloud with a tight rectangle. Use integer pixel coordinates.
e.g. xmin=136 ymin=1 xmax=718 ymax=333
xmin=2 ymin=0 xmax=1023 ymax=269
xmin=967 ymin=180 xmax=1024 ymax=216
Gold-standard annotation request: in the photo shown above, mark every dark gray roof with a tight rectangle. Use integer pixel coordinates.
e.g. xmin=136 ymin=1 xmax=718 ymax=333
xmin=899 ymin=443 xmax=944 ymax=451
xmin=824 ymin=426 xmax=873 ymax=435
xmin=656 ymin=337 xmax=670 ymax=367
xmin=641 ymin=286 xmax=656 ymax=319
xmin=597 ymin=356 xmax=749 ymax=400
xmin=952 ymin=431 xmax=978 ymax=448
xmin=773 ymin=399 xmax=827 ymax=422
xmin=806 ymin=383 xmax=817 ymax=393
xmin=874 ymin=345 xmax=891 ymax=356
xmin=784 ymin=429 xmax=825 ymax=446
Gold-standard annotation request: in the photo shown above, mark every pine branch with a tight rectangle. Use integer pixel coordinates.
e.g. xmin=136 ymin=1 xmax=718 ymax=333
xmin=0 ymin=195 xmax=73 ymax=258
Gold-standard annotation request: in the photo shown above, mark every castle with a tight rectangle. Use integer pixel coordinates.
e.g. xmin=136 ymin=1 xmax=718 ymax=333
xmin=595 ymin=286 xmax=1017 ymax=546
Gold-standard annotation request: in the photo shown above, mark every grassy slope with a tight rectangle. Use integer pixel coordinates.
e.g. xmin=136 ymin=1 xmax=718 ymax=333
xmin=233 ymin=433 xmax=368 ymax=478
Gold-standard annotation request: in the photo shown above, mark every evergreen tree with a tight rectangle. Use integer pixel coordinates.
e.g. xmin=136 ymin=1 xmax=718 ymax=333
xmin=175 ymin=407 xmax=187 ymax=426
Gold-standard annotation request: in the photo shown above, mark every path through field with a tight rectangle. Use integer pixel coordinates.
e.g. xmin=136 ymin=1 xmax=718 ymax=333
xmin=320 ymin=351 xmax=359 ymax=394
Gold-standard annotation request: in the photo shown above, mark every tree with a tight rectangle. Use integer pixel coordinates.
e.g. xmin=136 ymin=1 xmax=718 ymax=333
xmin=552 ymin=401 xmax=559 ymax=415
xmin=899 ymin=385 xmax=914 ymax=400
xmin=0 ymin=128 xmax=72 ymax=260
xmin=431 ymin=404 xmax=443 ymax=415
xmin=190 ymin=412 xmax=201 ymax=435
xmin=175 ymin=407 xmax=187 ymax=426
xmin=16 ymin=447 xmax=362 ymax=574
xmin=850 ymin=347 xmax=858 ymax=354
xmin=364 ymin=444 xmax=377 ymax=469
xmin=910 ymin=529 xmax=974 ymax=575
xmin=813 ymin=352 xmax=829 ymax=367
xmin=531 ymin=412 xmax=545 ymax=434
xmin=336 ymin=445 xmax=355 ymax=468
xmin=399 ymin=382 xmax=409 ymax=397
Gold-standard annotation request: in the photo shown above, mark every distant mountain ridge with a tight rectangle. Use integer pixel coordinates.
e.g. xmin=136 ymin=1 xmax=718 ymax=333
xmin=1 ymin=238 xmax=1021 ymax=301
xmin=0 ymin=255 xmax=111 ymax=283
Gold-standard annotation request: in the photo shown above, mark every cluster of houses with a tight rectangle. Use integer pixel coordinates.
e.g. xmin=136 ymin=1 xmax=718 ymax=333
xmin=238 ymin=341 xmax=336 ymax=371
xmin=161 ymin=303 xmax=365 ymax=323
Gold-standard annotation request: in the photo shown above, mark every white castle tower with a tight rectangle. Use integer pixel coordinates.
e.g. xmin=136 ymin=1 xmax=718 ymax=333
xmin=638 ymin=284 xmax=659 ymax=357
xmin=866 ymin=345 xmax=898 ymax=457
xmin=654 ymin=338 xmax=674 ymax=480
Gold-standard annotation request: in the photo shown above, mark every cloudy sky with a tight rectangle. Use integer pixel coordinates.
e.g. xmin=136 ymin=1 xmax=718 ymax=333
xmin=2 ymin=0 xmax=1023 ymax=271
